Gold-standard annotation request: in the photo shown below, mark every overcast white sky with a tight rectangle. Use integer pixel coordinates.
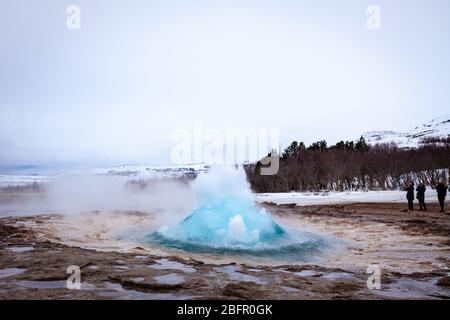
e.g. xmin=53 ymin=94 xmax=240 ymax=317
xmin=0 ymin=0 xmax=449 ymax=167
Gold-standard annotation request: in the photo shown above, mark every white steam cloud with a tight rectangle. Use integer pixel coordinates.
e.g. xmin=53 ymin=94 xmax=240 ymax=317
xmin=0 ymin=174 xmax=197 ymax=228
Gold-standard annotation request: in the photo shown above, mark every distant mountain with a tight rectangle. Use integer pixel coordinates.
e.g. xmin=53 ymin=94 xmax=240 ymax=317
xmin=362 ymin=115 xmax=450 ymax=148
xmin=0 ymin=164 xmax=210 ymax=187
xmin=94 ymin=164 xmax=209 ymax=180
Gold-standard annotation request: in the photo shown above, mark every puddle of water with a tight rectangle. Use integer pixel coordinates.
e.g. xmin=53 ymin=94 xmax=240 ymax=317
xmin=274 ymin=268 xmax=291 ymax=274
xmin=7 ymin=246 xmax=34 ymax=253
xmin=0 ymin=268 xmax=26 ymax=279
xmin=213 ymin=265 xmax=266 ymax=284
xmin=17 ymin=280 xmax=67 ymax=289
xmin=375 ymin=279 xmax=449 ymax=299
xmin=100 ymin=282 xmax=192 ymax=300
xmin=294 ymin=270 xmax=321 ymax=277
xmin=247 ymin=268 xmax=264 ymax=273
xmin=154 ymin=273 xmax=184 ymax=285
xmin=148 ymin=259 xmax=196 ymax=274
xmin=281 ymin=286 xmax=301 ymax=292
xmin=16 ymin=280 xmax=96 ymax=290
xmin=114 ymin=266 xmax=130 ymax=271
xmin=322 ymin=272 xmax=353 ymax=280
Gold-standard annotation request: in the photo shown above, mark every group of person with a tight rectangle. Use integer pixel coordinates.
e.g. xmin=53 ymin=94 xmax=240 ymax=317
xmin=405 ymin=181 xmax=449 ymax=213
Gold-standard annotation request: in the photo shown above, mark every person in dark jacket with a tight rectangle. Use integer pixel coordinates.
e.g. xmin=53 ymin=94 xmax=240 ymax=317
xmin=436 ymin=181 xmax=448 ymax=212
xmin=416 ymin=182 xmax=426 ymax=211
xmin=406 ymin=183 xmax=414 ymax=211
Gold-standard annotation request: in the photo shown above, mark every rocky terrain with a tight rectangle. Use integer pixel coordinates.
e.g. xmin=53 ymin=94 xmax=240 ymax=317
xmin=1 ymin=202 xmax=449 ymax=300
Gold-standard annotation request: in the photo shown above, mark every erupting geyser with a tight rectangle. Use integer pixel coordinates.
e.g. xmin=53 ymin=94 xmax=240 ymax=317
xmin=149 ymin=166 xmax=327 ymax=258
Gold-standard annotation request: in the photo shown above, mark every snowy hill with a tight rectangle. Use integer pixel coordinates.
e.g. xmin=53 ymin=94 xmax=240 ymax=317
xmin=0 ymin=164 xmax=210 ymax=187
xmin=362 ymin=115 xmax=450 ymax=148
xmin=92 ymin=164 xmax=209 ymax=180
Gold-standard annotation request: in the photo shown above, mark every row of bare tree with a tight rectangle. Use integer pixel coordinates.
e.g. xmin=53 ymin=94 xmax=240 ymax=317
xmin=245 ymin=138 xmax=450 ymax=192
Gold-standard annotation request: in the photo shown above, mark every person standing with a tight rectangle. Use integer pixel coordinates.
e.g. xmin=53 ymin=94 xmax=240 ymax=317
xmin=416 ymin=182 xmax=427 ymax=211
xmin=406 ymin=183 xmax=414 ymax=211
xmin=436 ymin=181 xmax=448 ymax=213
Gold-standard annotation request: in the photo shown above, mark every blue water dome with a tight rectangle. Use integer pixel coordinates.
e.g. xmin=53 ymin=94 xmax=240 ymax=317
xmin=161 ymin=192 xmax=289 ymax=247
xmin=149 ymin=166 xmax=328 ymax=257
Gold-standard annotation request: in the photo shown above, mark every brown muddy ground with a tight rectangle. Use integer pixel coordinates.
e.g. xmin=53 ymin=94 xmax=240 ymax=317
xmin=0 ymin=202 xmax=449 ymax=300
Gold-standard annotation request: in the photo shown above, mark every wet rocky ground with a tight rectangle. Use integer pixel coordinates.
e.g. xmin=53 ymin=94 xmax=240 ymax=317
xmin=1 ymin=202 xmax=449 ymax=300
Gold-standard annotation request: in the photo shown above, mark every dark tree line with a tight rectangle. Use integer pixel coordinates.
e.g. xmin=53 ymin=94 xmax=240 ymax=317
xmin=245 ymin=137 xmax=450 ymax=192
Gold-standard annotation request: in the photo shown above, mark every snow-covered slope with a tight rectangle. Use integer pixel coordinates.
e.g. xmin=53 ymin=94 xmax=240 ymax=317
xmin=0 ymin=164 xmax=210 ymax=187
xmin=363 ymin=115 xmax=450 ymax=148
xmin=92 ymin=164 xmax=209 ymax=180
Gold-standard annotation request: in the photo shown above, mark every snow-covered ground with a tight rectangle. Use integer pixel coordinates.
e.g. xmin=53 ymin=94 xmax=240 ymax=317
xmin=256 ymin=190 xmax=440 ymax=206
